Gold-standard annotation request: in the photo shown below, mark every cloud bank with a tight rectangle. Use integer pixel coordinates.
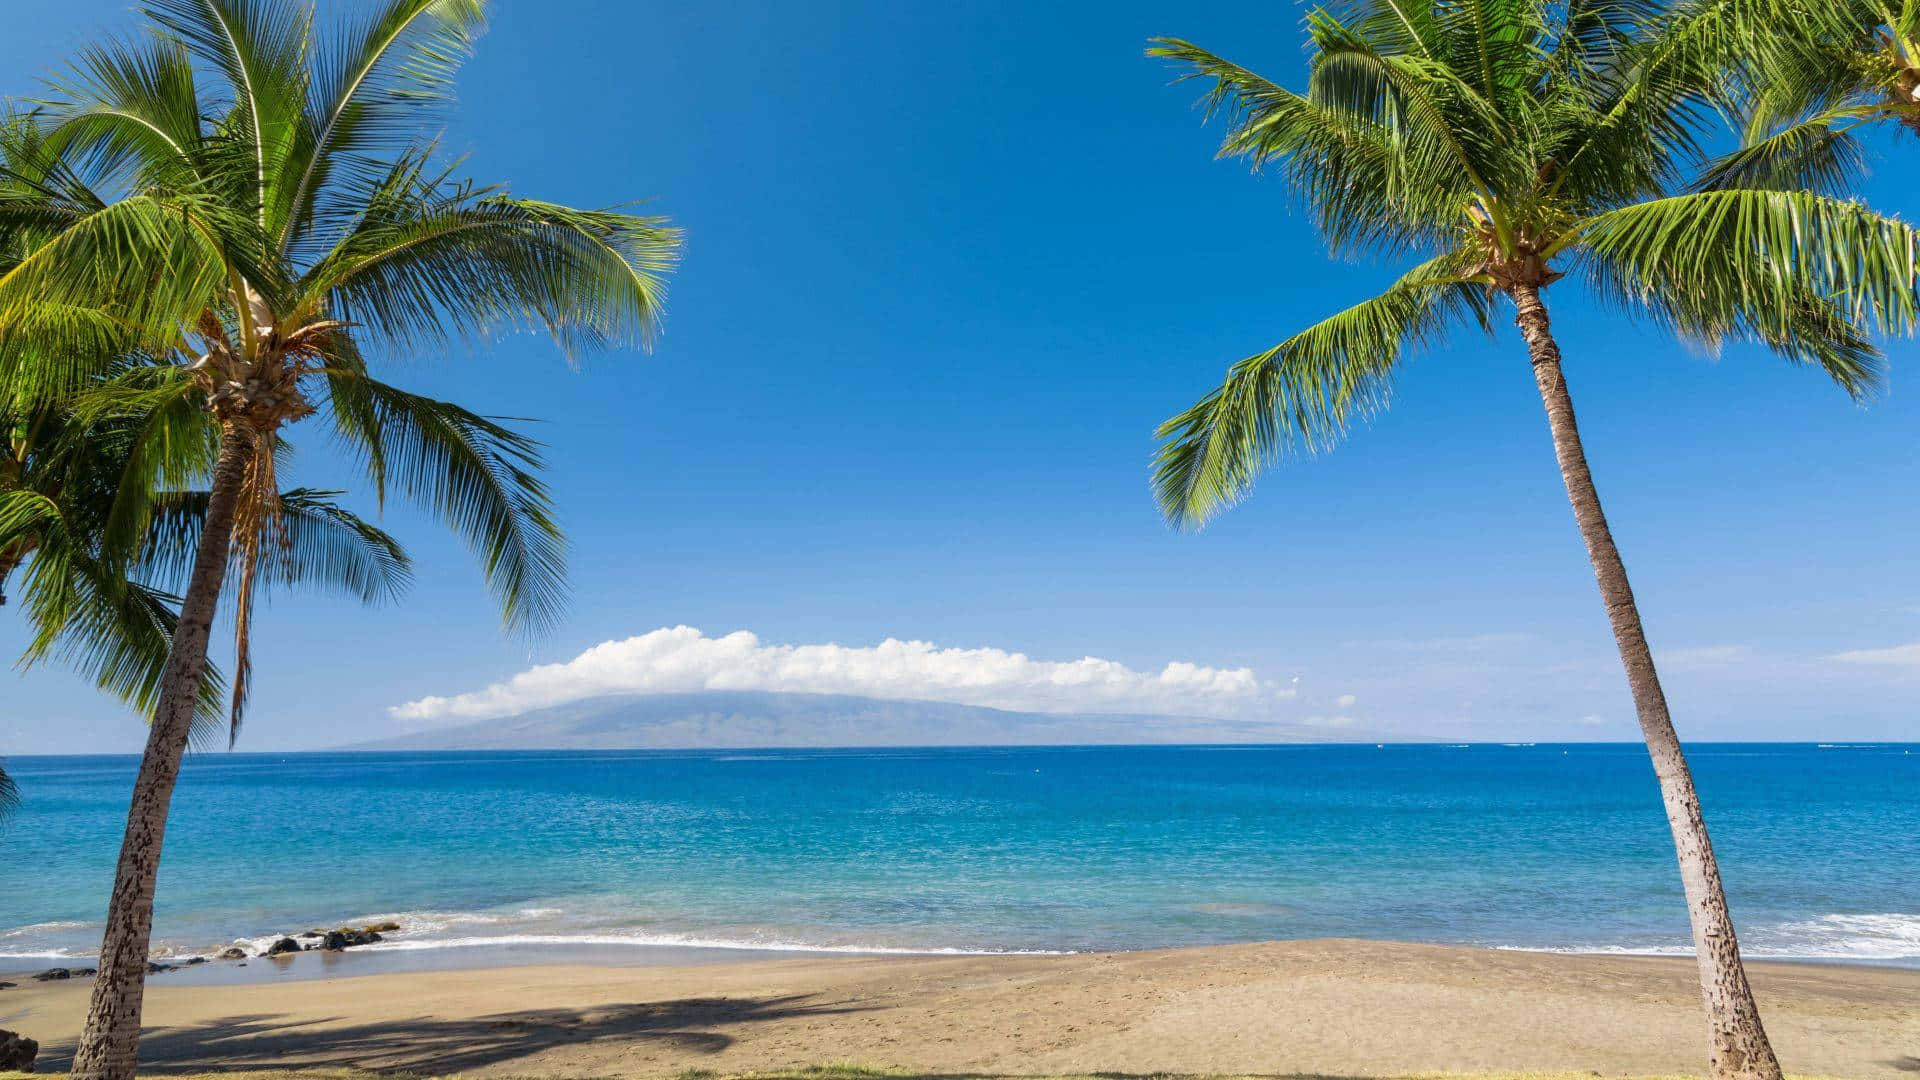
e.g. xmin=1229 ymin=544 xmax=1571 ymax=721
xmin=392 ymin=626 xmax=1285 ymax=722
xmin=1829 ymin=642 xmax=1920 ymax=666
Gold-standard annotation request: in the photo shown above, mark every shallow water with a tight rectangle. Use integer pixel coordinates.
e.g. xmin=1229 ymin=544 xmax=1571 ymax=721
xmin=2 ymin=744 xmax=1915 ymax=970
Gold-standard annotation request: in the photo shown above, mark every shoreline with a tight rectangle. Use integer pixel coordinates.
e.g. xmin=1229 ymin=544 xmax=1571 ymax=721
xmin=9 ymin=931 xmax=1920 ymax=988
xmin=4 ymin=938 xmax=1918 ymax=1078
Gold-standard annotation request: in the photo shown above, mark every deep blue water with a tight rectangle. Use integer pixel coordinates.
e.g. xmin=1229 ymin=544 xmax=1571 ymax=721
xmin=1 ymin=744 xmax=1915 ymax=968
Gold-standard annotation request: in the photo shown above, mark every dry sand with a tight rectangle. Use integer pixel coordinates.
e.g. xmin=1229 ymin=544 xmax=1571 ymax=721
xmin=3 ymin=940 xmax=1916 ymax=1078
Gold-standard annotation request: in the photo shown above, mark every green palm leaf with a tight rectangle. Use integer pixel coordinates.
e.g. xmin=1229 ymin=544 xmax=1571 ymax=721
xmin=1154 ymin=256 xmax=1492 ymax=526
xmin=1574 ymin=188 xmax=1920 ymax=389
xmin=325 ymin=366 xmax=563 ymax=633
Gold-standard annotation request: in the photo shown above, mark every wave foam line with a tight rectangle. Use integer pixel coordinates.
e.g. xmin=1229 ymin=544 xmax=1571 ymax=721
xmin=358 ymin=932 xmax=1072 ymax=957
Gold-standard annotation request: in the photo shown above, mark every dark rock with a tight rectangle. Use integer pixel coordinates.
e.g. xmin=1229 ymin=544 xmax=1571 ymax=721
xmin=29 ymin=969 xmax=70 ymax=982
xmin=0 ymin=1029 xmax=37 ymax=1071
xmin=265 ymin=937 xmax=302 ymax=957
xmin=0 ymin=982 xmax=15 ymax=990
xmin=321 ymin=927 xmax=383 ymax=950
xmin=183 ymin=956 xmax=207 ymax=965
xmin=218 ymin=946 xmax=248 ymax=960
xmin=145 ymin=961 xmax=175 ymax=975
xmin=74 ymin=968 xmax=95 ymax=978
xmin=299 ymin=930 xmax=324 ymax=939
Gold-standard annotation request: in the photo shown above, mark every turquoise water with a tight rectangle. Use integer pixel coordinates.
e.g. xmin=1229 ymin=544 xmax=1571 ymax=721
xmin=2 ymin=744 xmax=1916 ymax=969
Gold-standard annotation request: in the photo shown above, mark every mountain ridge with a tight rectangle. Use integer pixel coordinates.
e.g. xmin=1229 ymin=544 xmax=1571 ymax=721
xmin=346 ymin=690 xmax=1415 ymax=750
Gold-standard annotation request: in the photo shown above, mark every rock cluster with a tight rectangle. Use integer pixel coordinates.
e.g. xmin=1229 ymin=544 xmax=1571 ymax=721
xmin=2 ymin=918 xmax=409 ymax=982
xmin=295 ymin=922 xmax=400 ymax=950
xmin=30 ymin=967 xmax=95 ymax=981
xmin=322 ymin=927 xmax=385 ymax=949
xmin=0 ymin=1029 xmax=37 ymax=1071
xmin=25 ymin=957 xmax=207 ymax=981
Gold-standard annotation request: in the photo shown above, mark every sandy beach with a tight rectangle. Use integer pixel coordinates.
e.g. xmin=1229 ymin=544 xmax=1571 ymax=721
xmin=3 ymin=940 xmax=1916 ymax=1078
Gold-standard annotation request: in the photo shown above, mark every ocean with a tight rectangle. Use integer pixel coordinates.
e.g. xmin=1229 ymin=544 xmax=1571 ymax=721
xmin=2 ymin=743 xmax=1915 ymax=974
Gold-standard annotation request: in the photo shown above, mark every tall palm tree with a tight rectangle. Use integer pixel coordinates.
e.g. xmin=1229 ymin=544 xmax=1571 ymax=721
xmin=1147 ymin=4 xmax=1917 ymax=1079
xmin=0 ymin=3 xmax=680 ymax=1077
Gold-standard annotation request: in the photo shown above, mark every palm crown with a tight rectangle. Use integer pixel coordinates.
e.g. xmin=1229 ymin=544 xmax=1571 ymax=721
xmin=1149 ymin=0 xmax=1920 ymax=525
xmin=0 ymin=0 xmax=680 ymax=735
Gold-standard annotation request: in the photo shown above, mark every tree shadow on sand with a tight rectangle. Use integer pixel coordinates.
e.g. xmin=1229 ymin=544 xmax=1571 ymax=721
xmin=36 ymin=994 xmax=873 ymax=1075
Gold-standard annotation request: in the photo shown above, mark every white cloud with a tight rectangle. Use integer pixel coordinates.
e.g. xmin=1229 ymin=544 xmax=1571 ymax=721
xmin=393 ymin=626 xmax=1289 ymax=722
xmin=1336 ymin=694 xmax=1357 ymax=708
xmin=1829 ymin=642 xmax=1920 ymax=666
xmin=1577 ymin=714 xmax=1610 ymax=726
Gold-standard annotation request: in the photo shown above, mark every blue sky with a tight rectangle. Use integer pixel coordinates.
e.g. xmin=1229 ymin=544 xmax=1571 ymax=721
xmin=5 ymin=0 xmax=1918 ymax=753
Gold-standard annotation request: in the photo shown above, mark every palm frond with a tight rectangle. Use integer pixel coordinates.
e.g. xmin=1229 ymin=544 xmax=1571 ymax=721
xmin=1150 ymin=36 xmax=1467 ymax=255
xmin=0 ymin=196 xmax=228 ymax=400
xmin=324 ymin=367 xmax=565 ymax=633
xmin=278 ymin=0 xmax=486 ymax=255
xmin=1694 ymin=109 xmax=1872 ymax=194
xmin=1574 ymin=188 xmax=1920 ymax=393
xmin=1153 ymin=256 xmax=1493 ymax=527
xmin=141 ymin=486 xmax=412 ymax=604
xmin=4 ymin=489 xmax=227 ymax=745
xmin=146 ymin=0 xmax=313 ymax=228
xmin=300 ymin=154 xmax=679 ymax=357
xmin=37 ymin=33 xmax=208 ymax=191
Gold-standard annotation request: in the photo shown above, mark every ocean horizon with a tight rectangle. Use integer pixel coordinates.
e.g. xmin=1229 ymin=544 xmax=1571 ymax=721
xmin=4 ymin=742 xmax=1916 ymax=975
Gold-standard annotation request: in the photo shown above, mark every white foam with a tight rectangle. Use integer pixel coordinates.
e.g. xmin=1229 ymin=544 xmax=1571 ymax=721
xmin=1501 ymin=912 xmax=1920 ymax=963
xmin=1748 ymin=913 xmax=1920 ymax=960
xmin=340 ymin=910 xmax=507 ymax=934
xmin=356 ymin=931 xmax=1071 ymax=957
xmin=1497 ymin=943 xmax=1693 ymax=957
xmin=0 ymin=920 xmax=91 ymax=937
xmin=0 ymin=948 xmax=81 ymax=960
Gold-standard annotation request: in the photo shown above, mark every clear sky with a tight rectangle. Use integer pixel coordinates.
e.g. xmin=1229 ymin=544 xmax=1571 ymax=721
xmin=4 ymin=0 xmax=1918 ymax=753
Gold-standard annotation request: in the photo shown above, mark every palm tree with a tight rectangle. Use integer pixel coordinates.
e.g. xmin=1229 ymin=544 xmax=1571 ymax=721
xmin=0 ymin=2 xmax=680 ymax=1077
xmin=1147 ymin=5 xmax=1917 ymax=1079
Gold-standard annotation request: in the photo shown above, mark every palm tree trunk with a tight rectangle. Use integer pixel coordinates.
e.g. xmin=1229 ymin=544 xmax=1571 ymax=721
xmin=70 ymin=424 xmax=256 ymax=1080
xmin=1509 ymin=283 xmax=1782 ymax=1080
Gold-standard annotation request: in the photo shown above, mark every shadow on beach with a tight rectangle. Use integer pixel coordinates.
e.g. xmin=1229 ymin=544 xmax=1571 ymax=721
xmin=35 ymin=995 xmax=873 ymax=1075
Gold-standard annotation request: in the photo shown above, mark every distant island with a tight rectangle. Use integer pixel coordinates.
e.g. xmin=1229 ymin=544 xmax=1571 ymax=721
xmin=344 ymin=690 xmax=1412 ymax=750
